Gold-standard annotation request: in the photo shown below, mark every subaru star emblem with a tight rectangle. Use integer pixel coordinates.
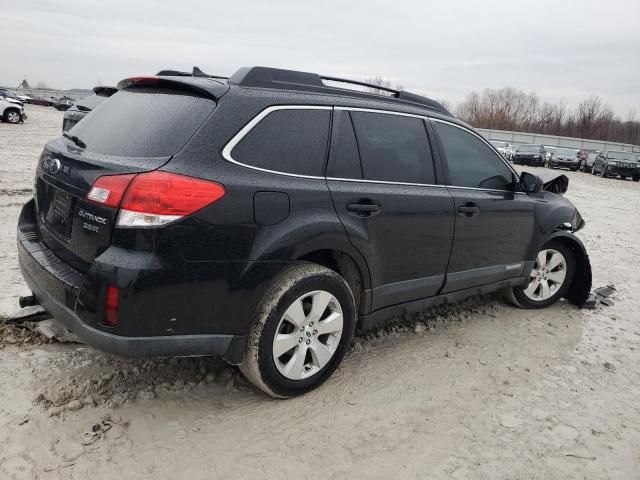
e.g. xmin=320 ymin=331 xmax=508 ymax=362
xmin=43 ymin=157 xmax=61 ymax=175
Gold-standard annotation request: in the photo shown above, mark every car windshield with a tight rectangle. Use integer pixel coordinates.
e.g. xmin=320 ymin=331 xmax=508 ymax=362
xmin=518 ymin=145 xmax=540 ymax=153
xmin=607 ymin=151 xmax=636 ymax=161
xmin=555 ymin=148 xmax=577 ymax=156
xmin=490 ymin=141 xmax=507 ymax=148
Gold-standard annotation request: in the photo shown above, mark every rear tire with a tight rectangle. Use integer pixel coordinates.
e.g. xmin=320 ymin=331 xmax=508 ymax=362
xmin=240 ymin=262 xmax=356 ymax=398
xmin=633 ymin=175 xmax=639 ymax=182
xmin=505 ymin=240 xmax=575 ymax=309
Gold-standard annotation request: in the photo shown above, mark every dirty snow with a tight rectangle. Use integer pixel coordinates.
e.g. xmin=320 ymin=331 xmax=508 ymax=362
xmin=1 ymin=105 xmax=639 ymax=479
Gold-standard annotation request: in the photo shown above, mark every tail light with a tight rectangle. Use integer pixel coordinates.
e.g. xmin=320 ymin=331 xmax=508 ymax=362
xmin=86 ymin=171 xmax=226 ymax=227
xmin=87 ymin=174 xmax=136 ymax=208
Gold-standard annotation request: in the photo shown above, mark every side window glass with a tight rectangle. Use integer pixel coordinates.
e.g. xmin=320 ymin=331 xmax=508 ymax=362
xmin=350 ymin=112 xmax=435 ymax=184
xmin=231 ymin=109 xmax=330 ymax=176
xmin=434 ymin=122 xmax=514 ymax=190
xmin=326 ymin=112 xmax=362 ymax=179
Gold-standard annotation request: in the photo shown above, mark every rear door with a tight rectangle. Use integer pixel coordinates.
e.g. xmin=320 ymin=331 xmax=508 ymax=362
xmin=430 ymin=119 xmax=535 ymax=293
xmin=327 ymin=109 xmax=454 ymax=311
xmin=35 ymin=87 xmax=217 ymax=272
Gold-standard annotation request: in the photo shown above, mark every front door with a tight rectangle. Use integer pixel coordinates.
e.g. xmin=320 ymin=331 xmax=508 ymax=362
xmin=430 ymin=119 xmax=536 ymax=293
xmin=327 ymin=109 xmax=455 ymax=311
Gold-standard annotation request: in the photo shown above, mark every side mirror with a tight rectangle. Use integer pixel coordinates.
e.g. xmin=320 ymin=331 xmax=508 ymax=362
xmin=519 ymin=172 xmax=543 ymax=194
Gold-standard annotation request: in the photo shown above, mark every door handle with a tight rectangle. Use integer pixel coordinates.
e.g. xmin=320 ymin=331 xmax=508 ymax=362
xmin=457 ymin=205 xmax=480 ymax=217
xmin=347 ymin=201 xmax=380 ymax=217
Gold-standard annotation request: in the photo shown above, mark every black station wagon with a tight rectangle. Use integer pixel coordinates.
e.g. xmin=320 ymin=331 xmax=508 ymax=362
xmin=18 ymin=67 xmax=592 ymax=397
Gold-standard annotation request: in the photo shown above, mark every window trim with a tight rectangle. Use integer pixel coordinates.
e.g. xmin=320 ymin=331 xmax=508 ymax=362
xmin=221 ymin=104 xmax=521 ymax=192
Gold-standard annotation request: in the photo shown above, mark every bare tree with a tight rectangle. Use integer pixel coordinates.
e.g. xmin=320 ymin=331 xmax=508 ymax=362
xmin=456 ymin=87 xmax=639 ymax=145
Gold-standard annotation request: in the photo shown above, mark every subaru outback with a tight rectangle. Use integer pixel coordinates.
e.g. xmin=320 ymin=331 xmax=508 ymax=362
xmin=17 ymin=66 xmax=592 ymax=397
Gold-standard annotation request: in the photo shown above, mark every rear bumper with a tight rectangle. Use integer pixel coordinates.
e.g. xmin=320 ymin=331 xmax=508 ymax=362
xmin=17 ymin=199 xmax=246 ymax=363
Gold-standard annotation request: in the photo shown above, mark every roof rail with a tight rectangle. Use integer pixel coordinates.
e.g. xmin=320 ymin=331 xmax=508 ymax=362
xmin=228 ymin=66 xmax=450 ymax=114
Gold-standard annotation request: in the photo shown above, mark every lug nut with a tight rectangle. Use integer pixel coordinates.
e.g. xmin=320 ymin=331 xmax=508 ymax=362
xmin=306 ymin=339 xmax=311 ymax=345
xmin=309 ymin=322 xmax=314 ymax=327
xmin=313 ymin=330 xmax=318 ymax=335
xmin=299 ymin=337 xmax=303 ymax=343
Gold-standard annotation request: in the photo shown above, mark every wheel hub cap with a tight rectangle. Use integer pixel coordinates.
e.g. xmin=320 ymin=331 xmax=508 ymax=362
xmin=272 ymin=290 xmax=343 ymax=380
xmin=523 ymin=249 xmax=567 ymax=301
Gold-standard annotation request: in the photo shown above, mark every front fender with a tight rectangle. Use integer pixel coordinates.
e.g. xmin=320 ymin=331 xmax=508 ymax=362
xmin=544 ymin=231 xmax=592 ymax=307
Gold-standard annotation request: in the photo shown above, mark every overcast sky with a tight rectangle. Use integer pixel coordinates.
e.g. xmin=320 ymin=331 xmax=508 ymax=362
xmin=2 ymin=0 xmax=639 ymax=115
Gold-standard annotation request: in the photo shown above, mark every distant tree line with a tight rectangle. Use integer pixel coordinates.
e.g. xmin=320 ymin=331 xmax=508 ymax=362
xmin=455 ymin=87 xmax=640 ymax=145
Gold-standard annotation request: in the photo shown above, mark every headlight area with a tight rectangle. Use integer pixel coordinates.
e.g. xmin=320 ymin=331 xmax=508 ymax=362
xmin=572 ymin=210 xmax=585 ymax=232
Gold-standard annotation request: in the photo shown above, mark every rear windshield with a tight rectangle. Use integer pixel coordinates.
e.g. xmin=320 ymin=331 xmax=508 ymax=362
xmin=69 ymin=88 xmax=215 ymax=157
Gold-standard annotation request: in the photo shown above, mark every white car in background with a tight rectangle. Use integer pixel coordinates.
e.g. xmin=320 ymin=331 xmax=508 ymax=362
xmin=1 ymin=97 xmax=26 ymax=123
xmin=490 ymin=140 xmax=510 ymax=159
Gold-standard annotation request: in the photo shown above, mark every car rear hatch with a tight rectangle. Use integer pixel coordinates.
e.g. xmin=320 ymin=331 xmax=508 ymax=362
xmin=34 ymin=83 xmax=220 ymax=273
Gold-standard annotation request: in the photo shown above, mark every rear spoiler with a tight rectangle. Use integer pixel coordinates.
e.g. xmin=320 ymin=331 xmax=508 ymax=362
xmin=93 ymin=86 xmax=117 ymax=97
xmin=116 ymin=75 xmax=229 ymax=100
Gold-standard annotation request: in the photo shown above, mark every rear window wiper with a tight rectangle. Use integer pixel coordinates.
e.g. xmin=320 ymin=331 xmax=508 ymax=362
xmin=63 ymin=132 xmax=87 ymax=149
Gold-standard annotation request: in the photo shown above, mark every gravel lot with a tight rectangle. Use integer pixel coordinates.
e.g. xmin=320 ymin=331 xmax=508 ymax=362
xmin=1 ymin=105 xmax=639 ymax=479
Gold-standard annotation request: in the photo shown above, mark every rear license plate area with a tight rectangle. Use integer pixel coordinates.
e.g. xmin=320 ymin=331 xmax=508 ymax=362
xmin=44 ymin=187 xmax=75 ymax=239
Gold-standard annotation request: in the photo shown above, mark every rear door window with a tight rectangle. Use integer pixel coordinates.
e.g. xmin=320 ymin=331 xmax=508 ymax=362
xmin=350 ymin=112 xmax=435 ymax=184
xmin=326 ymin=111 xmax=362 ymax=179
xmin=434 ymin=121 xmax=515 ymax=190
xmin=231 ymin=108 xmax=331 ymax=176
xmin=69 ymin=88 xmax=216 ymax=158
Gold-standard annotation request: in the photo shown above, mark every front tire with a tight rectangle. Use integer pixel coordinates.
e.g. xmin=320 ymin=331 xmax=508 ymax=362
xmin=240 ymin=262 xmax=356 ymax=398
xmin=505 ymin=240 xmax=575 ymax=309
xmin=3 ymin=108 xmax=21 ymax=124
xmin=633 ymin=175 xmax=639 ymax=182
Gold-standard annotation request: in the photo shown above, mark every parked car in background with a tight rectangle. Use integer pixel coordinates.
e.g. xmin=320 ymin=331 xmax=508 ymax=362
xmin=54 ymin=99 xmax=75 ymax=111
xmin=548 ymin=147 xmax=580 ymax=171
xmin=63 ymin=86 xmax=117 ymax=132
xmin=505 ymin=144 xmax=515 ymax=160
xmin=17 ymin=66 xmax=591 ymax=397
xmin=30 ymin=96 xmax=56 ymax=107
xmin=544 ymin=146 xmax=556 ymax=165
xmin=581 ymin=152 xmax=599 ymax=172
xmin=490 ymin=140 xmax=509 ymax=158
xmin=1 ymin=97 xmax=26 ymax=123
xmin=591 ymin=150 xmax=640 ymax=181
xmin=513 ymin=144 xmax=546 ymax=166
xmin=577 ymin=148 xmax=596 ymax=167
xmin=0 ymin=88 xmax=31 ymax=103
xmin=0 ymin=94 xmax=24 ymax=108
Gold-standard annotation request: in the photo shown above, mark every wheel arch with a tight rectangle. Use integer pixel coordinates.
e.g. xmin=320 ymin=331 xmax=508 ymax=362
xmin=543 ymin=231 xmax=592 ymax=307
xmin=296 ymin=248 xmax=371 ymax=312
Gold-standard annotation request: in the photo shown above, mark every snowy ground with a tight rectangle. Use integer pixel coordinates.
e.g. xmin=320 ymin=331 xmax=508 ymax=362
xmin=1 ymin=105 xmax=639 ymax=479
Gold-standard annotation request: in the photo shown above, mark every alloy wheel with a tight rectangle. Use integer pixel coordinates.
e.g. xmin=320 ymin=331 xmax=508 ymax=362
xmin=6 ymin=111 xmax=20 ymax=123
xmin=522 ymin=249 xmax=567 ymax=302
xmin=272 ymin=290 xmax=343 ymax=380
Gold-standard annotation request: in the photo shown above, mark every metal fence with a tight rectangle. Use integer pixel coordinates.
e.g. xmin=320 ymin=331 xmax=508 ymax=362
xmin=477 ymin=128 xmax=640 ymax=153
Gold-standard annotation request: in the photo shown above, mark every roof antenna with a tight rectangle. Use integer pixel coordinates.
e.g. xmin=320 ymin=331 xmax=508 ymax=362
xmin=192 ymin=66 xmax=209 ymax=77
